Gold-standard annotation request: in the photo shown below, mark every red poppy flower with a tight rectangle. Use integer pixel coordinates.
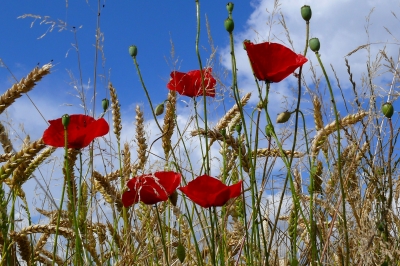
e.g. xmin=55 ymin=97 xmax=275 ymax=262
xmin=167 ymin=68 xmax=216 ymax=97
xmin=243 ymin=41 xmax=308 ymax=83
xmin=122 ymin=171 xmax=181 ymax=207
xmin=43 ymin=114 xmax=109 ymax=149
xmin=178 ymin=175 xmax=243 ymax=208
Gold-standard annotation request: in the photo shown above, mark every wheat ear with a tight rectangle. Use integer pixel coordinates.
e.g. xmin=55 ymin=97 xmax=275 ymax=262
xmin=0 ymin=122 xmax=13 ymax=153
xmin=92 ymin=170 xmax=123 ymax=212
xmin=162 ymin=90 xmax=176 ymax=159
xmin=0 ymin=138 xmax=45 ymax=181
xmin=133 ymin=105 xmax=148 ymax=175
xmin=311 ymin=111 xmax=368 ymax=156
xmin=215 ymin=92 xmax=251 ymax=132
xmin=9 ymin=231 xmax=31 ymax=265
xmin=109 ymin=82 xmax=122 ymax=142
xmin=0 ymin=63 xmax=52 ymax=114
xmin=312 ymin=96 xmax=324 ymax=131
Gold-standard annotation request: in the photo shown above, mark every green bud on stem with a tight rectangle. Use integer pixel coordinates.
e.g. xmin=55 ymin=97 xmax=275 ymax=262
xmin=301 ymin=5 xmax=312 ymax=22
xmin=309 ymin=38 xmax=320 ymax=52
xmin=62 ymin=114 xmax=70 ymax=128
xmin=381 ymin=102 xmax=394 ymax=118
xmin=224 ymin=17 xmax=234 ymax=33
xmin=129 ymin=45 xmax=138 ymax=57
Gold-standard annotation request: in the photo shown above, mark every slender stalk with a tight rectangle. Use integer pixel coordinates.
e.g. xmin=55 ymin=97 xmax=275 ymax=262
xmin=314 ymin=51 xmax=349 ymax=265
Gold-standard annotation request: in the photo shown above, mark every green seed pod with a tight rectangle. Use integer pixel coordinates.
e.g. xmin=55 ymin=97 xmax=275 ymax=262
xmin=381 ymin=102 xmax=394 ymax=118
xmin=155 ymin=103 xmax=165 ymax=116
xmin=62 ymin=114 xmax=70 ymax=128
xmin=377 ymin=221 xmax=385 ymax=232
xmin=224 ymin=17 xmax=234 ymax=33
xmin=177 ymin=243 xmax=186 ymax=263
xmin=168 ymin=190 xmax=178 ymax=206
xmin=226 ymin=2 xmax=234 ymax=13
xmin=102 ymin=98 xmax=109 ymax=112
xmin=301 ymin=5 xmax=312 ymax=21
xmin=235 ymin=123 xmax=242 ymax=133
xmin=276 ymin=111 xmax=291 ymax=123
xmin=265 ymin=124 xmax=274 ymax=138
xmin=129 ymin=45 xmax=138 ymax=57
xmin=309 ymin=38 xmax=320 ymax=52
xmin=220 ymin=128 xmax=227 ymax=138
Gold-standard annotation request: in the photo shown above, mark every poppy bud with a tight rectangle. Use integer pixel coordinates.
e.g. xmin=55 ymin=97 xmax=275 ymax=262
xmin=220 ymin=128 xmax=226 ymax=138
xmin=62 ymin=114 xmax=70 ymax=128
xmin=155 ymin=103 xmax=164 ymax=116
xmin=301 ymin=5 xmax=312 ymax=22
xmin=235 ymin=123 xmax=242 ymax=133
xmin=226 ymin=2 xmax=234 ymax=13
xmin=102 ymin=98 xmax=109 ymax=112
xmin=177 ymin=243 xmax=186 ymax=263
xmin=309 ymin=38 xmax=320 ymax=52
xmin=276 ymin=111 xmax=291 ymax=123
xmin=381 ymin=102 xmax=394 ymax=118
xmin=129 ymin=45 xmax=137 ymax=57
xmin=168 ymin=190 xmax=178 ymax=206
xmin=265 ymin=124 xmax=274 ymax=138
xmin=224 ymin=17 xmax=234 ymax=33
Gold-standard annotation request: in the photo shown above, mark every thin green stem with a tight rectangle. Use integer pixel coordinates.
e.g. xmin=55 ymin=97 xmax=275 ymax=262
xmin=314 ymin=51 xmax=349 ymax=265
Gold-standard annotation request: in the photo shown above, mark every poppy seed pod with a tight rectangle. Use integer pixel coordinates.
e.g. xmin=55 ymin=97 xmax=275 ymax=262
xmin=129 ymin=45 xmax=137 ymax=57
xmin=276 ymin=111 xmax=291 ymax=123
xmin=301 ymin=5 xmax=312 ymax=22
xmin=224 ymin=17 xmax=234 ymax=33
xmin=265 ymin=124 xmax=274 ymax=138
xmin=155 ymin=103 xmax=165 ymax=116
xmin=168 ymin=190 xmax=178 ymax=206
xmin=381 ymin=102 xmax=394 ymax=118
xmin=177 ymin=243 xmax=186 ymax=263
xmin=62 ymin=114 xmax=70 ymax=128
xmin=309 ymin=38 xmax=320 ymax=52
xmin=226 ymin=2 xmax=234 ymax=13
xmin=235 ymin=123 xmax=242 ymax=133
xmin=102 ymin=98 xmax=109 ymax=112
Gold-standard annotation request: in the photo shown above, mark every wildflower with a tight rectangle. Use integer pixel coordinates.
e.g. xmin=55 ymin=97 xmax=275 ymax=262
xmin=43 ymin=114 xmax=109 ymax=149
xmin=179 ymin=175 xmax=243 ymax=208
xmin=243 ymin=41 xmax=308 ymax=82
xmin=122 ymin=171 xmax=181 ymax=207
xmin=167 ymin=68 xmax=216 ymax=97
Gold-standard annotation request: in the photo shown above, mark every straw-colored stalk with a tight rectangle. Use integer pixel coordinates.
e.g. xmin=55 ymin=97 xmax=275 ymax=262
xmin=109 ymin=82 xmax=122 ymax=142
xmin=162 ymin=90 xmax=176 ymax=159
xmin=0 ymin=63 xmax=52 ymax=114
xmin=0 ymin=138 xmax=45 ymax=181
xmin=133 ymin=105 xmax=148 ymax=175
xmin=311 ymin=111 xmax=368 ymax=156
xmin=107 ymin=222 xmax=121 ymax=250
xmin=215 ymin=92 xmax=251 ymax=132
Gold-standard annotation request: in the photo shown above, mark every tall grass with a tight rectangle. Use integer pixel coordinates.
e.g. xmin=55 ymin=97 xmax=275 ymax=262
xmin=1 ymin=1 xmax=400 ymax=265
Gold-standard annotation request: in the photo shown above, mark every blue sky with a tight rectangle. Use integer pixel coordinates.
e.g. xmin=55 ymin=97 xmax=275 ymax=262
xmin=2 ymin=0 xmax=400 ymax=221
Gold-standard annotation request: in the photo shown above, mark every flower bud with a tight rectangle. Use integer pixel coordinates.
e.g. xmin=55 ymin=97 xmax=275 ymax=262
xmin=309 ymin=38 xmax=320 ymax=52
xmin=129 ymin=45 xmax=137 ymax=57
xmin=62 ymin=114 xmax=70 ymax=128
xmin=235 ymin=123 xmax=242 ymax=133
xmin=301 ymin=5 xmax=312 ymax=22
xmin=276 ymin=111 xmax=291 ymax=123
xmin=226 ymin=2 xmax=234 ymax=13
xmin=224 ymin=17 xmax=234 ymax=33
xmin=381 ymin=102 xmax=394 ymax=118
xmin=155 ymin=103 xmax=165 ymax=116
xmin=102 ymin=98 xmax=109 ymax=112
xmin=177 ymin=243 xmax=186 ymax=263
xmin=220 ymin=128 xmax=227 ymax=138
xmin=265 ymin=124 xmax=274 ymax=138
